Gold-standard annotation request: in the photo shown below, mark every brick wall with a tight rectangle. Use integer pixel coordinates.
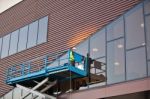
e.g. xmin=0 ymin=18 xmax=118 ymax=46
xmin=0 ymin=0 xmax=141 ymax=96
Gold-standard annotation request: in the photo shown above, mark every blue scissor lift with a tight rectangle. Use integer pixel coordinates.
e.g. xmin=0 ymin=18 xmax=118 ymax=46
xmin=6 ymin=50 xmax=106 ymax=98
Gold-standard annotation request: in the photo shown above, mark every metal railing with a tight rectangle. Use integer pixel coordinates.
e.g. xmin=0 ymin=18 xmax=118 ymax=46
xmin=6 ymin=50 xmax=86 ymax=83
xmin=6 ymin=50 xmax=68 ymax=82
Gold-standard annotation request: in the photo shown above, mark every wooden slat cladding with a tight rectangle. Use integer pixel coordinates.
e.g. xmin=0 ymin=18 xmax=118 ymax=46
xmin=0 ymin=0 xmax=142 ymax=96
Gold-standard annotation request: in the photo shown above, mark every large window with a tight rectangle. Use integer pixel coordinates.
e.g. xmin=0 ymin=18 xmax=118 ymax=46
xmin=90 ymin=29 xmax=105 ymax=59
xmin=89 ymin=58 xmax=106 ymax=88
xmin=148 ymin=61 xmax=150 ymax=76
xmin=125 ymin=4 xmax=145 ymax=49
xmin=74 ymin=39 xmax=89 ymax=57
xmin=9 ymin=30 xmax=19 ymax=55
xmin=107 ymin=16 xmax=124 ymax=41
xmin=0 ymin=16 xmax=48 ymax=58
xmin=1 ymin=34 xmax=10 ymax=58
xmin=144 ymin=0 xmax=150 ymax=15
xmin=145 ymin=15 xmax=150 ymax=60
xmin=27 ymin=21 xmax=38 ymax=48
xmin=0 ymin=38 xmax=2 ymax=56
xmin=22 ymin=90 xmax=32 ymax=99
xmin=4 ymin=90 xmax=13 ymax=99
xmin=37 ymin=16 xmax=48 ymax=44
xmin=107 ymin=39 xmax=125 ymax=84
xmin=18 ymin=25 xmax=28 ymax=52
xmin=126 ymin=47 xmax=147 ymax=80
xmin=13 ymin=88 xmax=22 ymax=99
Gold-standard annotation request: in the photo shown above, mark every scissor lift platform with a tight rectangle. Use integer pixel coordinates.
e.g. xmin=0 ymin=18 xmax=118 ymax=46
xmin=6 ymin=50 xmax=87 ymax=87
xmin=7 ymin=65 xmax=87 ymax=85
xmin=6 ymin=50 xmax=106 ymax=98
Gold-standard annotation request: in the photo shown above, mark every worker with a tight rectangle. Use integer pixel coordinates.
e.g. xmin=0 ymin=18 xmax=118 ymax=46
xmin=86 ymin=53 xmax=93 ymax=83
xmin=69 ymin=49 xmax=75 ymax=66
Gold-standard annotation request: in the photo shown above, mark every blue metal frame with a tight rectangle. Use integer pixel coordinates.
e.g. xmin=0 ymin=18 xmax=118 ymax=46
xmin=6 ymin=50 xmax=87 ymax=85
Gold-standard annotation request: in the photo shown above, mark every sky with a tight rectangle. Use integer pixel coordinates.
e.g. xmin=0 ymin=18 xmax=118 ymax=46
xmin=0 ymin=0 xmax=23 ymax=14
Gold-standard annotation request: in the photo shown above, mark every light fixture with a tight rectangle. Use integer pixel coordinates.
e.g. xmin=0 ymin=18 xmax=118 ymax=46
xmin=142 ymin=43 xmax=145 ymax=46
xmin=117 ymin=44 xmax=123 ymax=48
xmin=72 ymin=47 xmax=76 ymax=50
xmin=114 ymin=62 xmax=120 ymax=66
xmin=92 ymin=48 xmax=98 ymax=52
xmin=141 ymin=23 xmax=144 ymax=28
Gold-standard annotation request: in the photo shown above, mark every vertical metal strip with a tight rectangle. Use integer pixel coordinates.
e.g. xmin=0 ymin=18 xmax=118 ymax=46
xmin=26 ymin=25 xmax=29 ymax=49
xmin=123 ymin=14 xmax=127 ymax=81
xmin=105 ymin=27 xmax=108 ymax=85
xmin=142 ymin=1 xmax=149 ymax=77
xmin=36 ymin=20 xmax=40 ymax=45
xmin=0 ymin=37 xmax=3 ymax=59
xmin=16 ymin=29 xmax=20 ymax=53
xmin=8 ymin=33 xmax=11 ymax=56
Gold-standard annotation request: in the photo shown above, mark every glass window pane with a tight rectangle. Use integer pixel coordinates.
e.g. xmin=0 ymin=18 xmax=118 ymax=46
xmin=27 ymin=21 xmax=38 ymax=48
xmin=18 ymin=25 xmax=28 ymax=52
xmin=4 ymin=90 xmax=13 ymax=99
xmin=9 ymin=30 xmax=19 ymax=55
xmin=13 ymin=88 xmax=21 ymax=99
xmin=0 ymin=38 xmax=2 ymax=56
xmin=107 ymin=39 xmax=125 ymax=84
xmin=96 ymin=58 xmax=106 ymax=74
xmin=37 ymin=16 xmax=48 ymax=44
xmin=89 ymin=58 xmax=106 ymax=88
xmin=107 ymin=17 xmax=124 ymax=41
xmin=144 ymin=0 xmax=150 ymax=15
xmin=0 ymin=97 xmax=4 ymax=99
xmin=22 ymin=90 xmax=33 ymax=99
xmin=146 ymin=15 xmax=150 ymax=60
xmin=59 ymin=53 xmax=68 ymax=66
xmin=126 ymin=47 xmax=147 ymax=80
xmin=148 ymin=61 xmax=150 ymax=76
xmin=1 ymin=34 xmax=10 ymax=58
xmin=74 ymin=39 xmax=89 ymax=57
xmin=48 ymin=61 xmax=58 ymax=68
xmin=90 ymin=29 xmax=105 ymax=59
xmin=125 ymin=4 xmax=145 ymax=49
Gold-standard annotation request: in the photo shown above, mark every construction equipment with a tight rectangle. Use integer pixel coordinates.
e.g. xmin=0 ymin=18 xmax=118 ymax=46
xmin=6 ymin=50 xmax=106 ymax=98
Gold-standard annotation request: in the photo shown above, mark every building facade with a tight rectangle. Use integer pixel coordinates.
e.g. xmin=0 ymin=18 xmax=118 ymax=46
xmin=0 ymin=0 xmax=149 ymax=99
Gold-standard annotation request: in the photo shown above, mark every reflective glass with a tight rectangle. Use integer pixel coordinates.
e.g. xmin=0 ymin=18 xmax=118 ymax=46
xmin=9 ymin=30 xmax=19 ymax=55
xmin=4 ymin=90 xmax=13 ymax=99
xmin=13 ymin=88 xmax=22 ymax=99
xmin=59 ymin=53 xmax=68 ymax=66
xmin=89 ymin=58 xmax=106 ymax=88
xmin=90 ymin=29 xmax=105 ymax=59
xmin=27 ymin=20 xmax=38 ymax=48
xmin=0 ymin=97 xmax=3 ymax=99
xmin=1 ymin=34 xmax=10 ymax=58
xmin=0 ymin=38 xmax=2 ymax=56
xmin=74 ymin=39 xmax=89 ymax=57
xmin=125 ymin=4 xmax=145 ymax=49
xmin=145 ymin=15 xmax=150 ymax=60
xmin=107 ymin=39 xmax=125 ymax=84
xmin=37 ymin=16 xmax=48 ymax=44
xmin=148 ymin=61 xmax=150 ymax=76
xmin=22 ymin=90 xmax=33 ymax=99
xmin=126 ymin=47 xmax=147 ymax=80
xmin=18 ymin=25 xmax=28 ymax=52
xmin=144 ymin=0 xmax=150 ymax=15
xmin=107 ymin=17 xmax=124 ymax=41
